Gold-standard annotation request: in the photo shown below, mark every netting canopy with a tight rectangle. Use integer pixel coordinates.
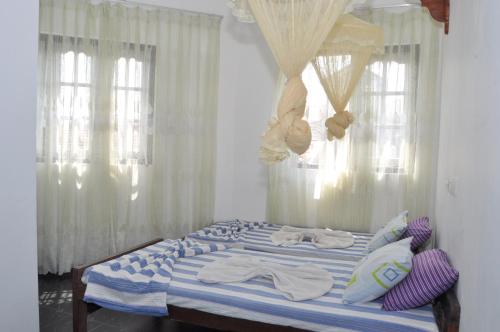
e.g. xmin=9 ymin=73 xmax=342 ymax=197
xmin=313 ymin=14 xmax=384 ymax=140
xmin=248 ymin=0 xmax=351 ymax=164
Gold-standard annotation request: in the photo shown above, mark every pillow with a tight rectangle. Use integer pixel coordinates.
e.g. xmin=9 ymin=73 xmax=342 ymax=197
xmin=382 ymin=249 xmax=459 ymax=311
xmin=343 ymin=237 xmax=413 ymax=304
xmin=368 ymin=211 xmax=408 ymax=252
xmin=401 ymin=216 xmax=432 ymax=251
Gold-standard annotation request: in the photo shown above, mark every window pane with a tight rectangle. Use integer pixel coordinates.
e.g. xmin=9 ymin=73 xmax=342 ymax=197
xmin=115 ymin=57 xmax=127 ymax=87
xmin=368 ymin=45 xmax=417 ymax=174
xmin=112 ymin=47 xmax=155 ymax=165
xmin=61 ymin=51 xmax=75 ymax=83
xmin=386 ymin=61 xmax=406 ymax=92
xmin=128 ymin=58 xmax=143 ymax=88
xmin=55 ymin=47 xmax=93 ymax=163
xmin=127 ymin=90 xmax=141 ymax=121
xmin=73 ymin=87 xmax=91 ymax=161
xmin=115 ymin=89 xmax=127 ymax=124
xmin=368 ymin=61 xmax=384 ymax=92
xmin=58 ymin=86 xmax=74 ymax=118
xmin=55 ymin=85 xmax=91 ymax=162
xmin=75 ymin=86 xmax=91 ymax=154
xmin=113 ymin=88 xmax=144 ymax=162
xmin=128 ymin=91 xmax=141 ymax=157
xmin=77 ymin=52 xmax=91 ymax=84
xmin=376 ymin=95 xmax=406 ymax=126
xmin=374 ymin=127 xmax=405 ymax=170
xmin=371 ymin=94 xmax=383 ymax=120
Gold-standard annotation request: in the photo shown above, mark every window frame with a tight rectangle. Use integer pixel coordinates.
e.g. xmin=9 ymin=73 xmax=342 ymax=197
xmin=112 ymin=44 xmax=156 ymax=166
xmin=368 ymin=44 xmax=420 ymax=175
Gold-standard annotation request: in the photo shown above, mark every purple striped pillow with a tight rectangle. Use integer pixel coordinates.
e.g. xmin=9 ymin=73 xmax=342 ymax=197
xmin=401 ymin=217 xmax=432 ymax=251
xmin=382 ymin=249 xmax=459 ymax=311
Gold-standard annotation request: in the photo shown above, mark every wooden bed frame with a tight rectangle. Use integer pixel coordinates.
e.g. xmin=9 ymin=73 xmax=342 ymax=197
xmin=72 ymin=238 xmax=460 ymax=332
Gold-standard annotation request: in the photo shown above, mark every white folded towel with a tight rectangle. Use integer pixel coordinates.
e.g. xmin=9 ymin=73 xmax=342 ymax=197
xmin=197 ymin=256 xmax=334 ymax=301
xmin=271 ymin=226 xmax=354 ymax=249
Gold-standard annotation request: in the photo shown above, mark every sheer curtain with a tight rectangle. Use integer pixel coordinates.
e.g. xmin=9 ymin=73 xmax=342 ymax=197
xmin=267 ymin=8 xmax=442 ymax=233
xmin=37 ymin=0 xmax=221 ymax=274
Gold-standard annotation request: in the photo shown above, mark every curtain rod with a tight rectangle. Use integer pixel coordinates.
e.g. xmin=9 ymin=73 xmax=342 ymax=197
xmin=91 ymin=0 xmax=224 ymax=19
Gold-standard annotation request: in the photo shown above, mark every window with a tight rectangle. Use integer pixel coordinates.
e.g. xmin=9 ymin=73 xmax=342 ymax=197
xmin=298 ymin=44 xmax=419 ymax=175
xmin=368 ymin=45 xmax=419 ymax=174
xmin=57 ymin=50 xmax=93 ymax=163
xmin=37 ymin=35 xmax=156 ymax=165
xmin=112 ymin=46 xmax=156 ymax=165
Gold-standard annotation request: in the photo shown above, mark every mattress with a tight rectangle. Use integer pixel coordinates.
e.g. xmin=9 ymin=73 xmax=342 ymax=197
xmin=187 ymin=221 xmax=373 ymax=261
xmin=167 ymin=248 xmax=437 ymax=332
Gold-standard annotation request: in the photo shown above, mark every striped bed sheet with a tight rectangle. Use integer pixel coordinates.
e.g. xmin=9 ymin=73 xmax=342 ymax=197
xmin=188 ymin=221 xmax=373 ymax=261
xmin=167 ymin=248 xmax=438 ymax=332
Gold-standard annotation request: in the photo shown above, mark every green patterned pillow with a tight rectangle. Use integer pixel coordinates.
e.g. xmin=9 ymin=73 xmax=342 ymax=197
xmin=367 ymin=211 xmax=408 ymax=252
xmin=343 ymin=237 xmax=413 ymax=304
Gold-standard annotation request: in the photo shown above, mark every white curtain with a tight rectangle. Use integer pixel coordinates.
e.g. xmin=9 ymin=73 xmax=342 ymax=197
xmin=37 ymin=0 xmax=221 ymax=274
xmin=267 ymin=8 xmax=442 ymax=233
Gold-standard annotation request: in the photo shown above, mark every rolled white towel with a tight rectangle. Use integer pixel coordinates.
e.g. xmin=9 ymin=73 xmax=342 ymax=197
xmin=270 ymin=230 xmax=303 ymax=247
xmin=312 ymin=231 xmax=354 ymax=249
xmin=271 ymin=226 xmax=354 ymax=249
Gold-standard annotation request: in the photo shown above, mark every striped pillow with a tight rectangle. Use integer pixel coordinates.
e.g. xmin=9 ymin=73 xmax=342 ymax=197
xmin=367 ymin=211 xmax=408 ymax=252
xmin=401 ymin=217 xmax=432 ymax=251
xmin=382 ymin=249 xmax=459 ymax=311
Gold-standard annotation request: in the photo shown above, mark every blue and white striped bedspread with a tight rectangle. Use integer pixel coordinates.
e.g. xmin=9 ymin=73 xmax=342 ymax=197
xmin=167 ymin=248 xmax=438 ymax=332
xmin=188 ymin=221 xmax=373 ymax=260
xmin=82 ymin=239 xmax=226 ymax=316
xmin=188 ymin=219 xmax=266 ymax=242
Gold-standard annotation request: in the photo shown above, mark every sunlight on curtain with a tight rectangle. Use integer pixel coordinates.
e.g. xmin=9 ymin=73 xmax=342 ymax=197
xmin=37 ymin=0 xmax=220 ymax=274
xmin=267 ymin=8 xmax=442 ymax=233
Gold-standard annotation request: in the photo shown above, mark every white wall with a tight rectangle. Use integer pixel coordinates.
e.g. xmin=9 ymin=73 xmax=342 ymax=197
xmin=0 ymin=1 xmax=40 ymax=331
xmin=435 ymin=0 xmax=500 ymax=331
xmin=144 ymin=0 xmax=277 ymax=221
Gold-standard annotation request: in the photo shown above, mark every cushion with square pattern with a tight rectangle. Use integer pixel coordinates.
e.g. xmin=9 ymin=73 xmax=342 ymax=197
xmin=343 ymin=237 xmax=413 ymax=304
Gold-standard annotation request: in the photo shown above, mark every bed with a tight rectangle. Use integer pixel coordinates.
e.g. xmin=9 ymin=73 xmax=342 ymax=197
xmin=186 ymin=221 xmax=373 ymax=261
xmin=72 ymin=239 xmax=460 ymax=332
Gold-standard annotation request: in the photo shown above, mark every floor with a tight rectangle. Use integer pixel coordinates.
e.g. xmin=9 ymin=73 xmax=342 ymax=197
xmin=39 ymin=273 xmax=216 ymax=332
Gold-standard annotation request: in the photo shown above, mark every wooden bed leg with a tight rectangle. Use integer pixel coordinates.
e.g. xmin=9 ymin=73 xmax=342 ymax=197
xmin=433 ymin=287 xmax=461 ymax=332
xmin=72 ymin=267 xmax=88 ymax=332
